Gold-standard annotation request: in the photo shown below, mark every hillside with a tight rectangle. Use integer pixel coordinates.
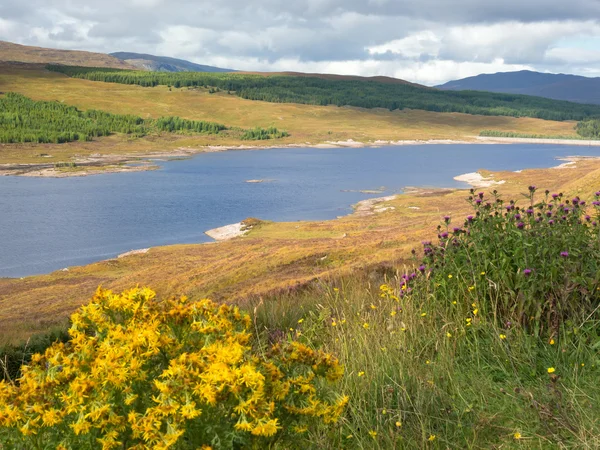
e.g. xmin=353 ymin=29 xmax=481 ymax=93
xmin=244 ymin=71 xmax=425 ymax=87
xmin=437 ymin=70 xmax=600 ymax=105
xmin=0 ymin=41 xmax=136 ymax=70
xmin=110 ymin=51 xmax=235 ymax=72
xmin=48 ymin=65 xmax=600 ymax=121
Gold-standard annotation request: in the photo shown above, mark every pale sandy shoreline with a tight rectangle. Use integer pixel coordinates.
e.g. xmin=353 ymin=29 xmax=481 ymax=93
xmin=4 ymin=136 xmax=600 ymax=178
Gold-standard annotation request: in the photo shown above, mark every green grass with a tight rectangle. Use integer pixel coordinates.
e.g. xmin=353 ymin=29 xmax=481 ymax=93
xmin=246 ymin=188 xmax=600 ymax=448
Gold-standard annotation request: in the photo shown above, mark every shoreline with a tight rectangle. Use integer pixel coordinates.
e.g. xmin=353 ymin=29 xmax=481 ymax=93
xmin=4 ymin=136 xmax=600 ymax=178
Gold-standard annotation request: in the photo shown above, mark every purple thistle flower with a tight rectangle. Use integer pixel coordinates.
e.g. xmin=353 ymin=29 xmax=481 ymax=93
xmin=594 ymin=221 xmax=598 ymax=227
xmin=440 ymin=232 xmax=449 ymax=239
xmin=523 ymin=268 xmax=533 ymax=277
xmin=549 ymin=220 xmax=555 ymax=225
xmin=535 ymin=217 xmax=542 ymax=223
xmin=562 ymin=216 xmax=567 ymax=221
xmin=467 ymin=215 xmax=474 ymax=222
xmin=564 ymin=208 xmax=570 ymax=213
xmin=593 ymin=201 xmax=600 ymax=206
xmin=422 ymin=241 xmax=432 ymax=246
xmin=580 ymin=200 xmax=586 ymax=206
xmin=515 ymin=213 xmax=522 ymax=220
xmin=546 ymin=211 xmax=553 ymax=217
xmin=528 ymin=185 xmax=536 ymax=192
xmin=453 ymin=227 xmax=461 ymax=233
xmin=585 ymin=215 xmax=591 ymax=222
xmin=560 ymin=251 xmax=569 ymax=258
xmin=595 ymin=191 xmax=600 ymax=197
xmin=572 ymin=198 xmax=579 ymax=206
xmin=478 ymin=192 xmax=484 ymax=199
xmin=526 ymin=209 xmax=534 ymax=216
xmin=517 ymin=222 xmax=525 ymax=229
xmin=418 ymin=265 xmax=426 ymax=272
xmin=552 ymin=193 xmax=559 ymax=199
xmin=444 ymin=215 xmax=451 ymax=223
xmin=424 ymin=247 xmax=433 ymax=255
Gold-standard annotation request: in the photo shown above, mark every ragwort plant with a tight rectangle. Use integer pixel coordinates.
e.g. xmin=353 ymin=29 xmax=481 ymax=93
xmin=0 ymin=287 xmax=347 ymax=449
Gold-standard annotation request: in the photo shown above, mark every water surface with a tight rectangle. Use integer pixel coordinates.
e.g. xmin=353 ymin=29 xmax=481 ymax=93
xmin=1 ymin=144 xmax=599 ymax=278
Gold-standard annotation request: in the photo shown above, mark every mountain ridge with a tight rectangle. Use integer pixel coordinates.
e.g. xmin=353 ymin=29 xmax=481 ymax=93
xmin=109 ymin=52 xmax=235 ymax=73
xmin=437 ymin=70 xmax=600 ymax=105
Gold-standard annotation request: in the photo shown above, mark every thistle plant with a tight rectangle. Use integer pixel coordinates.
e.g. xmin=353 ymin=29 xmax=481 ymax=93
xmin=421 ymin=187 xmax=600 ymax=337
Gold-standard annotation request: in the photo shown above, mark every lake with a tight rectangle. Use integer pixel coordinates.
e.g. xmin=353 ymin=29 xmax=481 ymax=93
xmin=1 ymin=143 xmax=600 ymax=278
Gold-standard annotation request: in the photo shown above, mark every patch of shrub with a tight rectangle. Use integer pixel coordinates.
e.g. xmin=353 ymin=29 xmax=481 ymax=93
xmin=0 ymin=287 xmax=347 ymax=449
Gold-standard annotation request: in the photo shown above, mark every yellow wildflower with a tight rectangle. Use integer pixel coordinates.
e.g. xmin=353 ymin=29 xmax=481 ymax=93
xmin=514 ymin=432 xmax=522 ymax=439
xmin=547 ymin=367 xmax=556 ymax=374
xmin=549 ymin=339 xmax=555 ymax=345
xmin=358 ymin=371 xmax=365 ymax=377
xmin=428 ymin=434 xmax=436 ymax=441
xmin=395 ymin=421 xmax=402 ymax=427
xmin=363 ymin=323 xmax=369 ymax=329
xmin=499 ymin=334 xmax=507 ymax=340
xmin=369 ymin=430 xmax=378 ymax=438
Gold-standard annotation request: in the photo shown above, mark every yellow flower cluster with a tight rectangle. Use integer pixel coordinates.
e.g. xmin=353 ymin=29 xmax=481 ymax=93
xmin=0 ymin=287 xmax=347 ymax=449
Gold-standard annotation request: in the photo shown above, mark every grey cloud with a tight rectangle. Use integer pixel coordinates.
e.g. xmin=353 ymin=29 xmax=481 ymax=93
xmin=1 ymin=0 xmax=600 ymax=83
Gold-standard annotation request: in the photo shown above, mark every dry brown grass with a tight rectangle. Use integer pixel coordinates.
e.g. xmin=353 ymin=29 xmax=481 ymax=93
xmin=0 ymin=41 xmax=136 ymax=69
xmin=2 ymin=160 xmax=600 ymax=344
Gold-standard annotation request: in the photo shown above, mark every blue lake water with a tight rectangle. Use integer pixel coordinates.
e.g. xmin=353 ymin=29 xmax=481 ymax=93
xmin=1 ymin=143 xmax=600 ymax=278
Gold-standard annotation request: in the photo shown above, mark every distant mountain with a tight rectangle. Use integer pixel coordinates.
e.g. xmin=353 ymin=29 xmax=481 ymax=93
xmin=0 ymin=41 xmax=136 ymax=70
xmin=109 ymin=52 xmax=235 ymax=73
xmin=437 ymin=70 xmax=600 ymax=105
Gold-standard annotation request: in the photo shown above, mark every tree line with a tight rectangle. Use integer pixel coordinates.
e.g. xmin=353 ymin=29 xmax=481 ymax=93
xmin=48 ymin=65 xmax=600 ymax=122
xmin=0 ymin=93 xmax=287 ymax=144
xmin=576 ymin=119 xmax=600 ymax=138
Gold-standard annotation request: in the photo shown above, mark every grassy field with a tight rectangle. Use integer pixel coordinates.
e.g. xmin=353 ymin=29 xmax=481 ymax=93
xmin=0 ymin=63 xmax=579 ymax=167
xmin=2 ymin=159 xmax=600 ymax=344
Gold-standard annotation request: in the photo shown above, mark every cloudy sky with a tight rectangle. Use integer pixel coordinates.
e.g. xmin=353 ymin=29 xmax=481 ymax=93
xmin=1 ymin=0 xmax=600 ymax=85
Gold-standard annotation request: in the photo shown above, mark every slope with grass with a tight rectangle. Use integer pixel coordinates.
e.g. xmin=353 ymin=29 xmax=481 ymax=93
xmin=0 ymin=62 xmax=579 ymax=171
xmin=0 ymin=41 xmax=136 ymax=69
xmin=49 ymin=65 xmax=600 ymax=121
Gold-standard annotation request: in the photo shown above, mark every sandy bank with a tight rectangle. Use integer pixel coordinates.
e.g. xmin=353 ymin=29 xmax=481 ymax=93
xmin=476 ymin=136 xmax=600 ymax=146
xmin=454 ymin=172 xmax=506 ymax=188
xmin=205 ymin=223 xmax=248 ymax=241
xmin=351 ymin=195 xmax=398 ymax=217
xmin=4 ymin=135 xmax=600 ymax=178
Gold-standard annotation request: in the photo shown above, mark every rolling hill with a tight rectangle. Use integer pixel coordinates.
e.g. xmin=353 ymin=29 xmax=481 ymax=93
xmin=0 ymin=41 xmax=136 ymax=70
xmin=110 ymin=52 xmax=235 ymax=72
xmin=437 ymin=70 xmax=600 ymax=105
